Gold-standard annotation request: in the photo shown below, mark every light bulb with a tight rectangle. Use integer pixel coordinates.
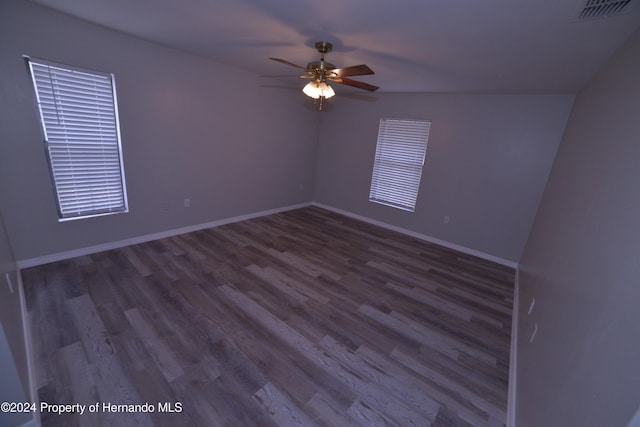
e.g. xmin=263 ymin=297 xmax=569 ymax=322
xmin=319 ymin=82 xmax=335 ymax=99
xmin=303 ymin=81 xmax=321 ymax=99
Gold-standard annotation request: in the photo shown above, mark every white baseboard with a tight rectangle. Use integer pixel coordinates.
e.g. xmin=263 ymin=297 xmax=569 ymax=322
xmin=507 ymin=267 xmax=520 ymax=427
xmin=312 ymin=202 xmax=518 ymax=268
xmin=18 ymin=273 xmax=40 ymax=427
xmin=17 ymin=202 xmax=311 ymax=268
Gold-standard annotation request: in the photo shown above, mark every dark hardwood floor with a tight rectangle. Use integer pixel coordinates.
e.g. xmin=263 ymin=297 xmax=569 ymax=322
xmin=22 ymin=206 xmax=515 ymax=426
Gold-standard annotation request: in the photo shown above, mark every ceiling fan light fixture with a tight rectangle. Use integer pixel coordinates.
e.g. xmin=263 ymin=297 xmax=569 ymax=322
xmin=302 ymin=81 xmax=335 ymax=99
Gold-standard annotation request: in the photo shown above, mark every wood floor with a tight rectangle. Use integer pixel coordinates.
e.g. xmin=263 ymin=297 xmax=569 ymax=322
xmin=22 ymin=206 xmax=515 ymax=427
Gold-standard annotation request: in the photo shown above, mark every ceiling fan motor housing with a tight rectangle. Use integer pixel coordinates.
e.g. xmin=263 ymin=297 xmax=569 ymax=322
xmin=307 ymin=61 xmax=336 ymax=72
xmin=315 ymin=41 xmax=333 ymax=54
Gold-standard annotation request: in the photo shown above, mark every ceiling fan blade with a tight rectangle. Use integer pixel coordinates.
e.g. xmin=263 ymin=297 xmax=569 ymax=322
xmin=260 ymin=74 xmax=313 ymax=78
xmin=334 ymin=77 xmax=379 ymax=92
xmin=269 ymin=58 xmax=308 ymax=71
xmin=330 ymin=64 xmax=374 ymax=77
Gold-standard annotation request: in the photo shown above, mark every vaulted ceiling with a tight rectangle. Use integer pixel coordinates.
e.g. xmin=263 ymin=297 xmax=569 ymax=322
xmin=30 ymin=0 xmax=640 ymax=94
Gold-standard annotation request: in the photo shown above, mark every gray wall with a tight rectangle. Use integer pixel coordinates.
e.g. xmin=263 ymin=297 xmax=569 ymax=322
xmin=516 ymin=29 xmax=640 ymax=427
xmin=0 ymin=211 xmax=31 ymax=427
xmin=314 ymin=93 xmax=574 ymax=262
xmin=0 ymin=0 xmax=319 ymax=262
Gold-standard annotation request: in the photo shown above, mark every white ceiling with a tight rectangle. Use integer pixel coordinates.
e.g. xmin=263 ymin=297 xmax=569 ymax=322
xmin=30 ymin=0 xmax=640 ymax=94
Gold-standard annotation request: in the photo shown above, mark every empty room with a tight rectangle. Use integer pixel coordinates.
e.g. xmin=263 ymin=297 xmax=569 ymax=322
xmin=1 ymin=1 xmax=639 ymax=426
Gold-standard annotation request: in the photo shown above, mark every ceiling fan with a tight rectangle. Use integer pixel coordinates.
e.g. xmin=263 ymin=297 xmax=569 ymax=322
xmin=268 ymin=41 xmax=379 ymax=110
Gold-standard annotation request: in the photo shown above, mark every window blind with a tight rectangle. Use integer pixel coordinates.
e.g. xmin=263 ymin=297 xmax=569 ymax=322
xmin=369 ymin=118 xmax=430 ymax=212
xmin=27 ymin=58 xmax=128 ymax=220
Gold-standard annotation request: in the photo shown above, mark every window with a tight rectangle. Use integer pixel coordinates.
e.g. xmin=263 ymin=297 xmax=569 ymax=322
xmin=369 ymin=118 xmax=431 ymax=212
xmin=26 ymin=57 xmax=128 ymax=221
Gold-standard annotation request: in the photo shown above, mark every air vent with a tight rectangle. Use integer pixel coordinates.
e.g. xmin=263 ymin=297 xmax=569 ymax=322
xmin=578 ymin=0 xmax=634 ymax=20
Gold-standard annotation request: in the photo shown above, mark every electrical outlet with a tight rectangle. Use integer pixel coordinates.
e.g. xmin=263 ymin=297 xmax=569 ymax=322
xmin=184 ymin=198 xmax=191 ymax=208
xmin=444 ymin=216 xmax=450 ymax=224
xmin=299 ymin=183 xmax=304 ymax=191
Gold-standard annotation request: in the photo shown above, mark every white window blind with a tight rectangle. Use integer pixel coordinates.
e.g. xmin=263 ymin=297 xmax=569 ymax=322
xmin=369 ymin=118 xmax=430 ymax=212
xmin=27 ymin=58 xmax=128 ymax=220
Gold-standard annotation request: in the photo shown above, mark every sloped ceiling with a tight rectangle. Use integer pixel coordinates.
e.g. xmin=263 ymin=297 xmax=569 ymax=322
xmin=29 ymin=0 xmax=640 ymax=94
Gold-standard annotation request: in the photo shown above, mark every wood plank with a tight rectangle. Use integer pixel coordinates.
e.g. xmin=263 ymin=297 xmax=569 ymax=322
xmin=319 ymin=336 xmax=440 ymax=422
xmin=390 ymin=347 xmax=506 ymax=422
xmin=253 ymin=382 xmax=322 ymax=427
xmin=124 ymin=308 xmax=184 ymax=383
xmin=218 ymin=284 xmax=434 ymax=427
xmin=306 ymin=392 xmax=356 ymax=426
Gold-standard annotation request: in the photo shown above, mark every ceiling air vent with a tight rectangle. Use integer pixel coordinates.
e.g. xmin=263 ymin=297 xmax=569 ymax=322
xmin=577 ymin=0 xmax=635 ymax=20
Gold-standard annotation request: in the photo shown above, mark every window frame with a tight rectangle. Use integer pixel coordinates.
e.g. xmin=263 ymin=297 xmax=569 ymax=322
xmin=369 ymin=118 xmax=431 ymax=212
xmin=25 ymin=56 xmax=128 ymax=221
